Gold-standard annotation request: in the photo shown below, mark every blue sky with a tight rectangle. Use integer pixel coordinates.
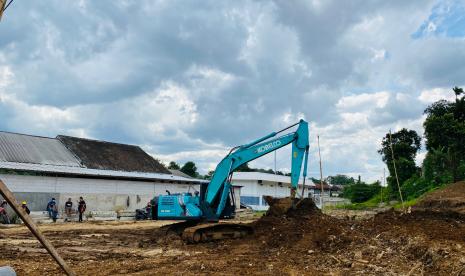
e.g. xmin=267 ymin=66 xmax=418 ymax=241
xmin=0 ymin=0 xmax=464 ymax=182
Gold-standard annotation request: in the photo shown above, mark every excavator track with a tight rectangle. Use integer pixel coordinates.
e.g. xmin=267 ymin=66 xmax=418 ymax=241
xmin=181 ymin=223 xmax=253 ymax=243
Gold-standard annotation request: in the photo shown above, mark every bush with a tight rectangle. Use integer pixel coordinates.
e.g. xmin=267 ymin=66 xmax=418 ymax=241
xmin=342 ymin=182 xmax=382 ymax=203
xmin=401 ymin=175 xmax=432 ymax=200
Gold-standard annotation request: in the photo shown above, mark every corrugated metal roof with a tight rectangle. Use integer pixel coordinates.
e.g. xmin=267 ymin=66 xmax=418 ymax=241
xmin=0 ymin=132 xmax=82 ymax=167
xmin=169 ymin=169 xmax=193 ymax=179
xmin=0 ymin=161 xmax=207 ymax=183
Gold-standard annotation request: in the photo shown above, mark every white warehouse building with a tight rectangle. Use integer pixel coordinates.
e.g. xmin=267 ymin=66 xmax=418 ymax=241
xmin=231 ymin=172 xmax=316 ymax=210
xmin=0 ymin=131 xmax=205 ymax=215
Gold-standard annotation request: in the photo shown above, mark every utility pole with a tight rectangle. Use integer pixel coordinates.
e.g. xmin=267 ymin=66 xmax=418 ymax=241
xmin=389 ymin=130 xmax=404 ymax=210
xmin=274 ymin=150 xmax=277 ymax=175
xmin=317 ymin=135 xmax=324 ymax=208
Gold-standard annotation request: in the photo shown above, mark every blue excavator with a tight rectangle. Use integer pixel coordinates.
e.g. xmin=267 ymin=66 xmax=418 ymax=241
xmin=154 ymin=119 xmax=310 ymax=243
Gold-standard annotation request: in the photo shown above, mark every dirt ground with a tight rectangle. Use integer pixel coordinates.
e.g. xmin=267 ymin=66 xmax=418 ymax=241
xmin=1 ymin=184 xmax=465 ymax=275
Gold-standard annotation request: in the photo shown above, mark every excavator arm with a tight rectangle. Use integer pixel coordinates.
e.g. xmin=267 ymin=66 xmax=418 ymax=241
xmin=156 ymin=119 xmax=310 ymax=243
xmin=205 ymin=119 xmax=309 ymax=217
xmin=156 ymin=119 xmax=310 ymax=223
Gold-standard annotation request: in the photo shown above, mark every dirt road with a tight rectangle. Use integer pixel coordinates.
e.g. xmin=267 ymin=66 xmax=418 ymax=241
xmin=0 ymin=196 xmax=464 ymax=275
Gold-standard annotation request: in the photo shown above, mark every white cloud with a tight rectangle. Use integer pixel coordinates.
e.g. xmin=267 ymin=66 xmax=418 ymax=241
xmin=0 ymin=0 xmax=464 ymax=180
xmin=336 ymin=91 xmax=390 ymax=112
xmin=419 ymin=87 xmax=456 ymax=103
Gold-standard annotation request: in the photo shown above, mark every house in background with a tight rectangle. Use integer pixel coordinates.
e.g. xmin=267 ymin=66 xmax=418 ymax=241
xmin=230 ymin=171 xmax=316 ymax=211
xmin=231 ymin=172 xmax=348 ymax=210
xmin=0 ymin=131 xmax=204 ymax=214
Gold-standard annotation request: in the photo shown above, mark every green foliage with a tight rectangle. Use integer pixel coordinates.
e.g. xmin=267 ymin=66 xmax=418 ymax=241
xmin=342 ymin=182 xmax=382 ymax=203
xmin=168 ymin=161 xmax=181 ymax=170
xmin=235 ymin=162 xmax=285 ymax=175
xmin=424 ymin=88 xmax=465 ymax=182
xmin=422 ymin=148 xmax=454 ymax=185
xmin=400 ymin=175 xmax=434 ymax=200
xmin=236 ymin=162 xmax=253 ymax=172
xmin=392 ymin=197 xmax=421 ymax=210
xmin=330 ymin=191 xmax=387 ymax=210
xmin=204 ymin=170 xmax=215 ymax=180
xmin=378 ymin=128 xmax=421 ymax=196
xmin=326 ymin=174 xmax=356 ymax=185
xmin=180 ymin=161 xmax=199 ymax=178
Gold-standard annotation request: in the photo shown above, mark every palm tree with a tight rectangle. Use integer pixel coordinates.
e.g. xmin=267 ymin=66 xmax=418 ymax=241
xmin=453 ymin=86 xmax=464 ymax=101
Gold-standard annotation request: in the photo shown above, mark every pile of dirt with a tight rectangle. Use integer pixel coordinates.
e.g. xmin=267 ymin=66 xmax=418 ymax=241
xmin=2 ymin=203 xmax=465 ymax=275
xmin=262 ymin=196 xmax=321 ymax=217
xmin=249 ymin=197 xmax=349 ymax=250
xmin=415 ymin=181 xmax=465 ymax=216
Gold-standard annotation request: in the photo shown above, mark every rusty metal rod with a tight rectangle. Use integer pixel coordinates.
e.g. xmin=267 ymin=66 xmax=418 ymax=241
xmin=0 ymin=180 xmax=76 ymax=276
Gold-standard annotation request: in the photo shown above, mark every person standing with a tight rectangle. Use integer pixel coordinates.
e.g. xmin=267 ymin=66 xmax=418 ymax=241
xmin=21 ymin=201 xmax=30 ymax=215
xmin=77 ymin=197 xmax=86 ymax=222
xmin=64 ymin=198 xmax=73 ymax=222
xmin=46 ymin=198 xmax=58 ymax=222
xmin=0 ymin=200 xmax=10 ymax=224
xmin=46 ymin=198 xmax=56 ymax=219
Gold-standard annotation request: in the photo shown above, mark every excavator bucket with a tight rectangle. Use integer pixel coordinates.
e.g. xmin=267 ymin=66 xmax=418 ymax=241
xmin=263 ymin=196 xmax=320 ymax=217
xmin=263 ymin=196 xmax=297 ymax=216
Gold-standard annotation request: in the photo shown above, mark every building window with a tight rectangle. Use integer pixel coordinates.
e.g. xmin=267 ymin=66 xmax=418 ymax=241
xmin=241 ymin=196 xmax=260 ymax=206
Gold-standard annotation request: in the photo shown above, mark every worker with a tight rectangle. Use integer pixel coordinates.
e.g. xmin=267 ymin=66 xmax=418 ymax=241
xmin=0 ymin=200 xmax=9 ymax=224
xmin=145 ymin=201 xmax=152 ymax=219
xmin=64 ymin=198 xmax=73 ymax=222
xmin=21 ymin=201 xmax=30 ymax=215
xmin=77 ymin=197 xmax=86 ymax=222
xmin=46 ymin=198 xmax=56 ymax=219
xmin=48 ymin=199 xmax=58 ymax=222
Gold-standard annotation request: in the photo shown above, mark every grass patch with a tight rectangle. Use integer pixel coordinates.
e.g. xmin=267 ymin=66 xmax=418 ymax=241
xmin=392 ymin=198 xmax=418 ymax=209
xmin=253 ymin=210 xmax=266 ymax=217
xmin=329 ymin=191 xmax=389 ymax=210
xmin=332 ymin=183 xmax=447 ymax=211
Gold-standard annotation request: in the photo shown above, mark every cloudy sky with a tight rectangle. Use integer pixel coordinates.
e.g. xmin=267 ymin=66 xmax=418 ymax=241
xmin=0 ymin=0 xmax=464 ymax=182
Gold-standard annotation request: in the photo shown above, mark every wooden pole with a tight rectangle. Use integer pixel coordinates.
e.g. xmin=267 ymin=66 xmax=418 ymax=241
xmin=317 ymin=135 xmax=324 ymax=208
xmin=381 ymin=168 xmax=385 ymax=204
xmin=0 ymin=180 xmax=76 ymax=276
xmin=388 ymin=130 xmax=404 ymax=210
xmin=0 ymin=0 xmax=6 ymax=21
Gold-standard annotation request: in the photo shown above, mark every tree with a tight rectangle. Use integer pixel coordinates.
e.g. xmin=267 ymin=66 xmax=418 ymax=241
xmin=453 ymin=86 xmax=464 ymax=101
xmin=168 ymin=161 xmax=181 ymax=170
xmin=180 ymin=161 xmax=199 ymax=178
xmin=204 ymin=170 xmax=215 ymax=180
xmin=424 ymin=87 xmax=465 ymax=182
xmin=326 ymin=174 xmax=356 ymax=185
xmin=378 ymin=128 xmax=421 ymax=196
xmin=236 ymin=162 xmax=253 ymax=172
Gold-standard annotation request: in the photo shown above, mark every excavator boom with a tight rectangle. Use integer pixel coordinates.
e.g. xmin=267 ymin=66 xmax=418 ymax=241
xmin=155 ymin=119 xmax=310 ymax=242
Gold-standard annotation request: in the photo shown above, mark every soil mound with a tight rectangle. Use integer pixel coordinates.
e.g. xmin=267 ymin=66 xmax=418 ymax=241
xmin=415 ymin=181 xmax=465 ymax=216
xmin=250 ymin=197 xmax=348 ymax=250
xmin=263 ymin=196 xmax=321 ymax=217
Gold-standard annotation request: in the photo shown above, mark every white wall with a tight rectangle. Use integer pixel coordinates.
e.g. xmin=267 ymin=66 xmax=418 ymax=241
xmin=0 ymin=174 xmax=198 ymax=212
xmin=235 ymin=179 xmax=298 ymax=211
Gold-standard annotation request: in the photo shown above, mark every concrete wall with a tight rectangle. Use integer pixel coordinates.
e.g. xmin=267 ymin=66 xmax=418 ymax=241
xmin=3 ymin=192 xmax=59 ymax=211
xmin=0 ymin=174 xmax=198 ymax=213
xmin=234 ymin=179 xmax=297 ymax=210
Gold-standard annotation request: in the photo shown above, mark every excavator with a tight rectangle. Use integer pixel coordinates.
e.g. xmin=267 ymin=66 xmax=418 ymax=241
xmin=154 ymin=119 xmax=310 ymax=243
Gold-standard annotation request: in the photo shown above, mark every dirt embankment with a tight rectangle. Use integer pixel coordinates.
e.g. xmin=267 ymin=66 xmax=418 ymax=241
xmin=1 ymin=186 xmax=465 ymax=275
xmin=415 ymin=181 xmax=465 ymax=216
